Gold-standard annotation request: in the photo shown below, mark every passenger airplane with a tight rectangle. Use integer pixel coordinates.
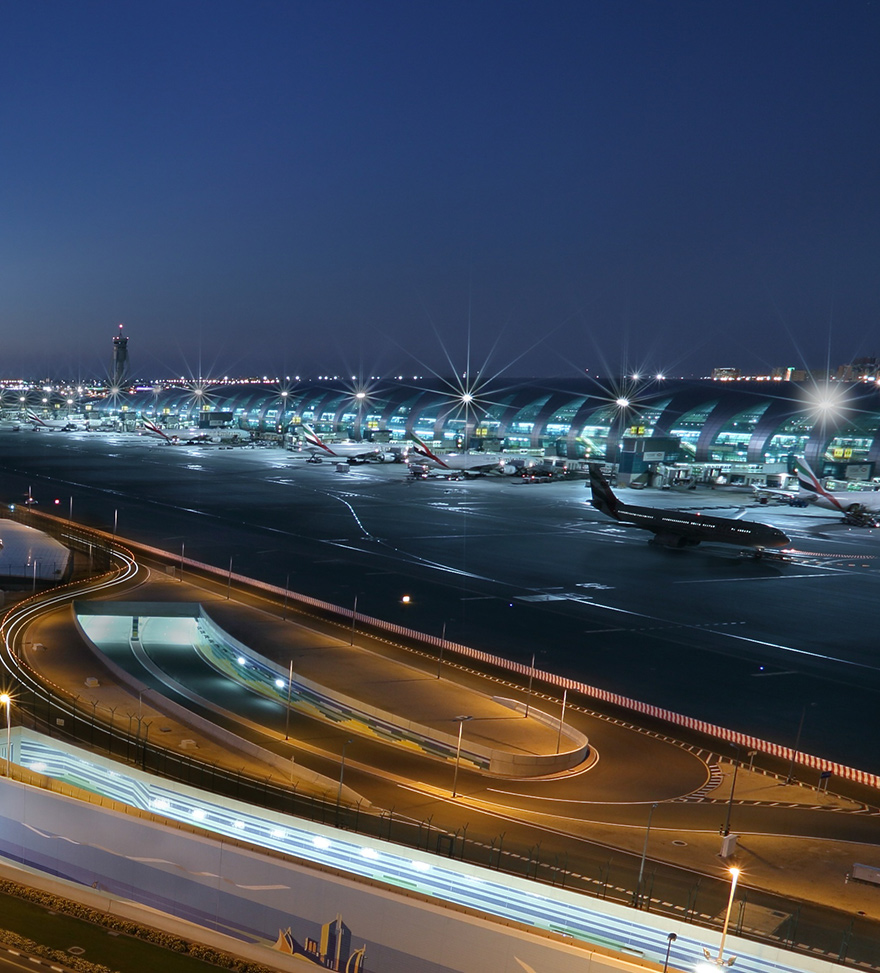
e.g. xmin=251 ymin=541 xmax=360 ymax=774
xmin=297 ymin=423 xmax=389 ymax=462
xmin=142 ymin=420 xmax=177 ymax=444
xmin=588 ymin=465 xmax=790 ymax=551
xmin=408 ymin=433 xmax=508 ymax=475
xmin=26 ymin=411 xmax=83 ymax=431
xmin=793 ymin=457 xmax=880 ymax=525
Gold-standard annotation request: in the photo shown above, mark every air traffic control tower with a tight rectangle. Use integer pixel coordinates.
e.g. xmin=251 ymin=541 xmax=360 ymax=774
xmin=111 ymin=323 xmax=129 ymax=388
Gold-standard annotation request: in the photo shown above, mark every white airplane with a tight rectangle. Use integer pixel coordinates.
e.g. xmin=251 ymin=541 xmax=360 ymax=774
xmin=793 ymin=457 xmax=880 ymax=525
xmin=297 ymin=423 xmax=390 ymax=462
xmin=750 ymin=480 xmax=805 ymax=505
xmin=408 ymin=433 xmax=509 ymax=475
xmin=25 ymin=411 xmax=83 ymax=431
xmin=142 ymin=420 xmax=178 ymax=444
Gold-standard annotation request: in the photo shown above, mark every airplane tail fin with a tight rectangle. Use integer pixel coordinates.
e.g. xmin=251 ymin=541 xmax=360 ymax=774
xmin=300 ymin=422 xmax=334 ymax=453
xmin=588 ymin=464 xmax=621 ymax=519
xmin=793 ymin=456 xmax=823 ymax=495
xmin=410 ymin=433 xmax=448 ymax=468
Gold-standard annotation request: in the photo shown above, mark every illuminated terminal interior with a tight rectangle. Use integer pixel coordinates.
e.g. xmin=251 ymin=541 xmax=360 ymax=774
xmin=6 ymin=376 xmax=880 ymax=481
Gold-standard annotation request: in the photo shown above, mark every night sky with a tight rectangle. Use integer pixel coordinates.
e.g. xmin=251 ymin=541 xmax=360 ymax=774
xmin=2 ymin=1 xmax=878 ymax=382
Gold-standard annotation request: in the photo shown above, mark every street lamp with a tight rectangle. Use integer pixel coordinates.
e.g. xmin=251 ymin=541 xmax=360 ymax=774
xmin=785 ymin=702 xmax=814 ymax=784
xmin=635 ymin=802 xmax=658 ymax=908
xmin=0 ymin=694 xmax=11 ymax=776
xmin=663 ymin=932 xmax=677 ymax=973
xmin=525 ymin=651 xmax=536 ymax=718
xmin=555 ymin=688 xmax=568 ymax=754
xmin=716 ymin=866 xmax=740 ymax=966
xmin=350 ymin=594 xmax=359 ymax=645
xmin=722 ymin=745 xmax=741 ymax=837
xmin=436 ymin=620 xmax=448 ymax=679
xmin=451 ymin=715 xmax=472 ymax=798
xmin=284 ymin=660 xmax=294 ymax=741
xmin=337 ymin=738 xmax=353 ymax=812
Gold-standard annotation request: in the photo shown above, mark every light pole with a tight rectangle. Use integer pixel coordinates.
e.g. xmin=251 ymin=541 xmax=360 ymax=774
xmin=451 ymin=715 xmax=472 ymax=797
xmin=284 ymin=660 xmax=294 ymax=741
xmin=350 ymin=594 xmax=358 ymax=645
xmin=663 ymin=932 xmax=677 ymax=973
xmin=0 ymin=694 xmax=11 ymax=776
xmin=337 ymin=738 xmax=353 ymax=812
xmin=716 ymin=867 xmax=740 ymax=966
xmin=437 ymin=621 xmax=447 ymax=678
xmin=226 ymin=555 xmax=233 ymax=599
xmin=786 ymin=703 xmax=814 ymax=784
xmin=525 ymin=651 xmax=535 ymax=718
xmin=635 ymin=802 xmax=658 ymax=908
xmin=555 ymin=688 xmax=568 ymax=753
xmin=722 ymin=746 xmax=741 ymax=837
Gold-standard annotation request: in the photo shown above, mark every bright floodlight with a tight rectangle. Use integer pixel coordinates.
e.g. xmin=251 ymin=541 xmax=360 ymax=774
xmin=616 ymin=397 xmax=630 ymax=408
xmin=632 ymin=373 xmax=640 ymax=380
xmin=0 ymin=694 xmax=10 ymax=706
xmin=461 ymin=392 xmax=474 ymax=404
xmin=656 ymin=373 xmax=665 ymax=380
xmin=355 ymin=391 xmax=367 ymax=400
xmin=274 ymin=678 xmax=285 ymax=689
xmin=237 ymin=656 xmax=246 ymax=665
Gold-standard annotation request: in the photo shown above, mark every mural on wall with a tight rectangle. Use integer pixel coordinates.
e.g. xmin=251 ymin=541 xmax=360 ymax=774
xmin=274 ymin=913 xmax=366 ymax=971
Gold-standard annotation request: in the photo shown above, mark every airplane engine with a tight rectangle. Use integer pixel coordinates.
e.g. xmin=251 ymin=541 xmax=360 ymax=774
xmin=377 ymin=451 xmax=397 ymax=462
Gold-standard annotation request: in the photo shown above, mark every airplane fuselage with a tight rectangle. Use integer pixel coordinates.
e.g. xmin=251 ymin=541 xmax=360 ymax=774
xmin=612 ymin=503 xmax=790 ymax=549
xmin=588 ymin=464 xmax=790 ymax=550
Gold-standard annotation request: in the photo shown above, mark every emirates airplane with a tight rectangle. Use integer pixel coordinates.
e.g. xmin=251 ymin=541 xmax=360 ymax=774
xmin=298 ymin=423 xmax=392 ymax=462
xmin=408 ymin=433 xmax=508 ymax=475
xmin=793 ymin=457 xmax=880 ymax=526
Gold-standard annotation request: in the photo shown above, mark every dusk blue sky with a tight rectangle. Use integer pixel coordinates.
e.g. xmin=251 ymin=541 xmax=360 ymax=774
xmin=2 ymin=1 xmax=878 ymax=381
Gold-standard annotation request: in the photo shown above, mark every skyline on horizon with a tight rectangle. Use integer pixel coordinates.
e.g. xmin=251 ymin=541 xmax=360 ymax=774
xmin=3 ymin=2 xmax=878 ymax=380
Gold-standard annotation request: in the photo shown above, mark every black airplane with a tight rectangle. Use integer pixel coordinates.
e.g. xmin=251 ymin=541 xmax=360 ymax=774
xmin=588 ymin=465 xmax=790 ymax=551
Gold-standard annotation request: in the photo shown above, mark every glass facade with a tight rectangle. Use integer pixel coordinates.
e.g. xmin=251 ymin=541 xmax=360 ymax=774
xmin=60 ymin=378 xmax=880 ymax=474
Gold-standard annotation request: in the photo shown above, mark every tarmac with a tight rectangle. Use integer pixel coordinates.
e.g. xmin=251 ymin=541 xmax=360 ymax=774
xmin=12 ymin=558 xmax=880 ymax=928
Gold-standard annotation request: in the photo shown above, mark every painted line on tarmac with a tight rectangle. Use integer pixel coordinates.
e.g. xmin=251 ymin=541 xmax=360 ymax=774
xmin=674 ymin=573 xmax=840 ymax=583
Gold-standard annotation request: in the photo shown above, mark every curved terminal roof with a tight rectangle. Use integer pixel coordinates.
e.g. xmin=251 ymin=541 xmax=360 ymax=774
xmin=11 ymin=377 xmax=880 ymax=471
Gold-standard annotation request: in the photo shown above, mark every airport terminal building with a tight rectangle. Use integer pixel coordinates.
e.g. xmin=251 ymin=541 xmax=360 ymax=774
xmin=12 ymin=376 xmax=880 ymax=482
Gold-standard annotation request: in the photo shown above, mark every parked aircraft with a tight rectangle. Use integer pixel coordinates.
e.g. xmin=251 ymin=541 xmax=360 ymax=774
xmin=298 ymin=424 xmax=391 ymax=462
xmin=588 ymin=465 xmax=790 ymax=551
xmin=793 ymin=457 xmax=880 ymax=525
xmin=25 ymin=411 xmax=83 ymax=431
xmin=409 ymin=433 xmax=508 ymax=475
xmin=142 ymin=420 xmax=178 ymax=444
xmin=750 ymin=481 xmax=806 ymax=505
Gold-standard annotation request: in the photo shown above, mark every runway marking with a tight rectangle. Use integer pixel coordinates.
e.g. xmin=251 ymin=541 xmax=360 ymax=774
xmin=674 ymin=573 xmax=840 ymax=583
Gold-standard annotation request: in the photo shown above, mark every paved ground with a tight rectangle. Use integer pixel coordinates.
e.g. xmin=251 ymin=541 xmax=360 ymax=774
xmin=13 ymin=560 xmax=880 ymax=933
xmin=1 ymin=428 xmax=879 ymax=774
